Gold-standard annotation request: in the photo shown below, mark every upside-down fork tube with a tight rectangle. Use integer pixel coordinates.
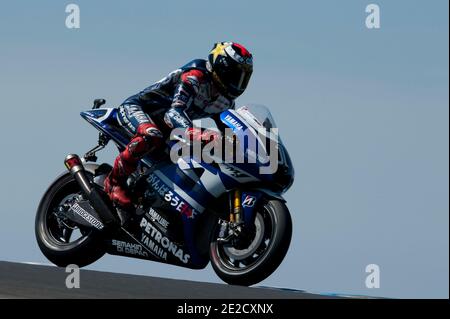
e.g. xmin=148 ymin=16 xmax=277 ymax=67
xmin=231 ymin=189 xmax=242 ymax=224
xmin=64 ymin=154 xmax=119 ymax=229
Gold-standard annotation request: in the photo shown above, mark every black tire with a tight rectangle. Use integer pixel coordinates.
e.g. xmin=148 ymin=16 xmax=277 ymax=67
xmin=35 ymin=172 xmax=106 ymax=268
xmin=209 ymin=199 xmax=292 ymax=286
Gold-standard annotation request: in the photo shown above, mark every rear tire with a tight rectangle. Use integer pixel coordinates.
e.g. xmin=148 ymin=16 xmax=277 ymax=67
xmin=35 ymin=172 xmax=106 ymax=267
xmin=209 ymin=199 xmax=292 ymax=286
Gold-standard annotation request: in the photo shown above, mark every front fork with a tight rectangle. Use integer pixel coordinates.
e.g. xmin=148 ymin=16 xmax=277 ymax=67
xmin=218 ymin=189 xmax=262 ymax=243
xmin=230 ymin=189 xmax=242 ymax=223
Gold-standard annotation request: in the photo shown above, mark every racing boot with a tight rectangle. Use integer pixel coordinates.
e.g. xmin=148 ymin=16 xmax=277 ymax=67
xmin=104 ymin=154 xmax=136 ymax=208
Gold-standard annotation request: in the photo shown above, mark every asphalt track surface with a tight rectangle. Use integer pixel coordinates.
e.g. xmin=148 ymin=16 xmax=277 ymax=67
xmin=0 ymin=261 xmax=343 ymax=299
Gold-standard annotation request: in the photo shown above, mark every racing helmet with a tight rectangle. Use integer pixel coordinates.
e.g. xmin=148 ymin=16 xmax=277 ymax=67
xmin=207 ymin=42 xmax=253 ymax=99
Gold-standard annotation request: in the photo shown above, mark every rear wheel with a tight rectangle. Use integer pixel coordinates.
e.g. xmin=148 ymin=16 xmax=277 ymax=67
xmin=35 ymin=172 xmax=106 ymax=267
xmin=209 ymin=199 xmax=292 ymax=286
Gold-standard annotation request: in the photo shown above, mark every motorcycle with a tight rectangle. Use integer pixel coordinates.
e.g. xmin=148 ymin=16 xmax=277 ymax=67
xmin=35 ymin=99 xmax=295 ymax=286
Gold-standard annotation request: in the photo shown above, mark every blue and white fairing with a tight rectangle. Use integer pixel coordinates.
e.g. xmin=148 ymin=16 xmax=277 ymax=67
xmin=218 ymin=105 xmax=294 ymax=193
xmin=80 ymin=108 xmax=129 ymax=150
xmin=81 ymin=104 xmax=294 ymax=207
xmin=80 ymin=104 xmax=294 ymax=268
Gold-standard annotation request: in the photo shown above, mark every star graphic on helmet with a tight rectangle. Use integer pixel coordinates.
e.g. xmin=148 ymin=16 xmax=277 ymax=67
xmin=211 ymin=42 xmax=228 ymax=62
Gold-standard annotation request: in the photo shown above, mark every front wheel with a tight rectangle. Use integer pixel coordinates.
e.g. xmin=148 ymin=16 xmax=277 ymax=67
xmin=35 ymin=172 xmax=106 ymax=267
xmin=209 ymin=199 xmax=292 ymax=286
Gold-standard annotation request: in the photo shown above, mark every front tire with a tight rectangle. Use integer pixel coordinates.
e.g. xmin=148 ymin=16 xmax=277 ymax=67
xmin=209 ymin=199 xmax=292 ymax=286
xmin=35 ymin=172 xmax=106 ymax=267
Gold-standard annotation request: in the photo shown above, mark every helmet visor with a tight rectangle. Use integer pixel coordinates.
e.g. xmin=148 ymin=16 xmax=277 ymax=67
xmin=217 ymin=63 xmax=253 ymax=96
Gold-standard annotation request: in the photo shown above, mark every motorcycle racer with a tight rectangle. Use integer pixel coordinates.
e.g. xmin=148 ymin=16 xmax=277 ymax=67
xmin=104 ymin=42 xmax=254 ymax=209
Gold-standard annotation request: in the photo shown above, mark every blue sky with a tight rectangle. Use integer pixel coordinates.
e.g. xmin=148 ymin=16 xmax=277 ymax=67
xmin=0 ymin=0 xmax=448 ymax=298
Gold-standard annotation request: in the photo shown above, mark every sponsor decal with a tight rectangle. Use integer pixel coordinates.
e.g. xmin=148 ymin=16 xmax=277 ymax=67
xmin=166 ymin=109 xmax=190 ymax=127
xmin=224 ymin=114 xmax=243 ymax=130
xmin=147 ymin=207 xmax=170 ymax=229
xmin=242 ymin=195 xmax=256 ymax=207
xmin=141 ymin=233 xmax=168 ymax=260
xmin=140 ymin=218 xmax=190 ymax=264
xmin=70 ymin=202 xmax=104 ymax=230
xmin=111 ymin=240 xmax=148 ymax=257
xmin=221 ymin=164 xmax=250 ymax=178
xmin=147 ymin=173 xmax=197 ymax=219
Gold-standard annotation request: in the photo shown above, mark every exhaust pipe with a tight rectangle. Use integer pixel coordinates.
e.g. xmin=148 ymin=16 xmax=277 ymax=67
xmin=64 ymin=154 xmax=119 ymax=228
